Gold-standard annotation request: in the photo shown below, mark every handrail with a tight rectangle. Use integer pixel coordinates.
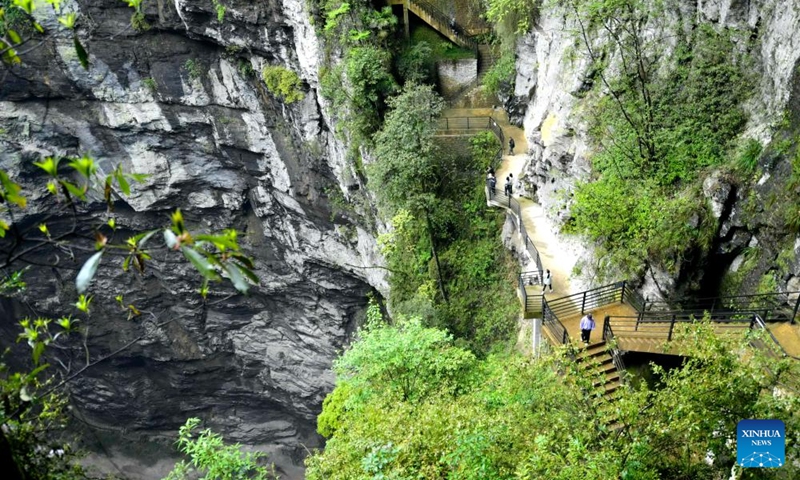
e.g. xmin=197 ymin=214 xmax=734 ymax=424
xmin=485 ymin=181 xmax=544 ymax=281
xmin=406 ymin=0 xmax=478 ymax=51
xmin=542 ymin=297 xmax=569 ymax=345
xmin=643 ymin=291 xmax=800 ymax=324
xmin=602 ymin=316 xmax=626 ymax=380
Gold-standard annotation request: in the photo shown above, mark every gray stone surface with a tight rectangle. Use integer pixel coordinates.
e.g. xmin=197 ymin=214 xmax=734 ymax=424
xmin=437 ymin=59 xmax=478 ymax=98
xmin=0 ymin=0 xmax=386 ymax=478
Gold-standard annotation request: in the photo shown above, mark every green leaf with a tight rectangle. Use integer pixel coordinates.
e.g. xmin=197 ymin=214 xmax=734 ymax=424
xmin=0 ymin=170 xmax=27 ymax=207
xmin=75 ymin=251 xmax=103 ymax=293
xmin=230 ymin=252 xmax=255 ymax=269
xmin=116 ymin=168 xmax=130 ymax=195
xmin=225 ymin=263 xmax=249 ymax=294
xmin=181 ymin=247 xmax=219 ymax=280
xmin=33 ymin=156 xmax=60 ymax=177
xmin=129 ymin=173 xmax=150 ymax=183
xmin=7 ymin=29 xmax=21 ymax=44
xmin=195 ymin=234 xmax=239 ymax=251
xmin=73 ymin=34 xmax=89 ymax=69
xmin=59 ymin=180 xmax=86 ymax=200
xmin=122 ymin=255 xmax=131 ymax=272
xmin=232 ymin=261 xmax=259 ymax=285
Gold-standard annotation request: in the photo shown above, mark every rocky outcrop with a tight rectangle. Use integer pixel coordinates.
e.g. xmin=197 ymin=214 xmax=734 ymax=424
xmin=0 ymin=0 xmax=386 ymax=478
xmin=512 ymin=0 xmax=800 ymax=299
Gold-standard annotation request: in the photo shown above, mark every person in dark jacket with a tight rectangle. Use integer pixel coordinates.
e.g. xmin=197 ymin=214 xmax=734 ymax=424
xmin=509 ymin=137 xmax=515 ymax=155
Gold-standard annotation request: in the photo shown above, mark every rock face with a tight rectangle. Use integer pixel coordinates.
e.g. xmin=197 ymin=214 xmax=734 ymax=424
xmin=512 ymin=0 xmax=800 ymax=298
xmin=0 ymin=0 xmax=386 ymax=478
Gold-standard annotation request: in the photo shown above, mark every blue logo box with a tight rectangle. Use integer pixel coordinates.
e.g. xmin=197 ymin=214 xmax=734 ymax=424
xmin=737 ymin=419 xmax=785 ymax=468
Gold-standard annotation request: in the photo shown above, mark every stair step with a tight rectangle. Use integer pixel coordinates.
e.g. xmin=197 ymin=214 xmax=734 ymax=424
xmin=592 ymin=372 xmax=620 ymax=388
xmin=577 ymin=342 xmax=607 ymax=358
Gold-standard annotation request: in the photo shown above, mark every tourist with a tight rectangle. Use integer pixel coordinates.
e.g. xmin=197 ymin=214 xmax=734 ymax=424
xmin=504 ymin=176 xmax=512 ymax=196
xmin=488 ymin=173 xmax=496 ymax=198
xmin=509 ymin=137 xmax=515 ymax=155
xmin=542 ymin=269 xmax=553 ymax=293
xmin=579 ymin=313 xmax=595 ymax=345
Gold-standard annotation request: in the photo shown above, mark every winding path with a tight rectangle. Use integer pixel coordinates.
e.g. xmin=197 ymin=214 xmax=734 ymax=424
xmin=443 ymin=108 xmax=579 ymax=300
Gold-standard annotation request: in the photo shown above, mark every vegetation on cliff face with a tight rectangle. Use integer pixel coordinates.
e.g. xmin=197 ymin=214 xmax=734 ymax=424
xmin=559 ymin=1 xmax=756 ymax=282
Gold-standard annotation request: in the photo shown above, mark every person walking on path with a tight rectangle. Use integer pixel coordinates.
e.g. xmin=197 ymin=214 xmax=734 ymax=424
xmin=579 ymin=313 xmax=595 ymax=345
xmin=542 ymin=269 xmax=553 ymax=293
xmin=488 ymin=173 xmax=496 ymax=198
xmin=504 ymin=175 xmax=512 ymax=196
xmin=509 ymin=137 xmax=515 ymax=155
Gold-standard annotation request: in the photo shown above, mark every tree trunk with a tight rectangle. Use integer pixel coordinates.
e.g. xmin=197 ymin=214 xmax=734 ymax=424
xmin=425 ymin=213 xmax=448 ymax=304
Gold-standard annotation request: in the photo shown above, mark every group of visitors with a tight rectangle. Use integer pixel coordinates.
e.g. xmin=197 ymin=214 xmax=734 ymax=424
xmin=485 ymin=169 xmax=515 ymax=197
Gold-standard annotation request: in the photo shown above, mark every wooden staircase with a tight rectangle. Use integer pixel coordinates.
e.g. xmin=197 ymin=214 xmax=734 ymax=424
xmin=577 ymin=342 xmax=623 ymax=400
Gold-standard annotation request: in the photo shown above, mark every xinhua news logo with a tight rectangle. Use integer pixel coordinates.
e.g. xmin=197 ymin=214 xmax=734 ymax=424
xmin=737 ymin=419 xmax=785 ymax=468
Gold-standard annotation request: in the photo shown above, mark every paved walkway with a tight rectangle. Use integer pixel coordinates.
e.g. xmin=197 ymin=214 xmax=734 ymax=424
xmin=443 ymin=108 xmax=580 ymax=300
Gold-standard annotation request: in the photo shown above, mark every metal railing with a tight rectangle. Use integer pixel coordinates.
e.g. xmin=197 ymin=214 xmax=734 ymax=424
xmin=601 ymin=317 xmax=627 ymax=380
xmin=642 ymin=291 xmax=800 ymax=323
xmin=543 ymin=281 xmax=627 ymax=322
xmin=407 ymin=0 xmax=478 ymax=51
xmin=485 ymin=182 xmax=544 ymax=283
xmin=542 ymin=297 xmax=569 ymax=345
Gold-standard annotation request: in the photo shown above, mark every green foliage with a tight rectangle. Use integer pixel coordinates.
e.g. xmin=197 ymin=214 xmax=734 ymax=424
xmin=211 ymin=0 xmax=225 ymax=22
xmin=341 ymin=45 xmax=397 ymax=145
xmin=1 ymin=359 xmax=85 ymax=479
xmin=370 ymin=83 xmax=444 ymax=211
xmin=164 ymin=418 xmax=276 ymax=479
xmin=184 ymin=58 xmax=201 ymax=80
xmin=237 ymin=59 xmax=254 ymax=78
xmin=734 ymin=138 xmax=763 ymax=174
xmin=131 ymin=10 xmax=150 ymax=31
xmin=308 ymin=322 xmax=800 ymax=479
xmin=567 ymin=12 xmax=754 ymax=278
xmin=482 ymin=50 xmax=515 ymax=95
xmin=470 ymin=130 xmax=501 ymax=171
xmin=410 ymin=25 xmax=475 ymax=61
xmin=261 ymin=65 xmax=305 ymax=103
xmin=333 ymin=316 xmax=476 ymax=406
xmin=371 ymin=89 xmax=518 ymax=351
xmin=396 ymin=40 xmax=434 ymax=84
xmin=142 ymin=77 xmax=157 ymax=92
xmin=483 ymin=0 xmax=538 ymax=35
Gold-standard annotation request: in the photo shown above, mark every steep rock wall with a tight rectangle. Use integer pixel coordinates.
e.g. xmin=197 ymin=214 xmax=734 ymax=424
xmin=0 ymin=0 xmax=385 ymax=477
xmin=512 ymin=0 xmax=800 ymax=299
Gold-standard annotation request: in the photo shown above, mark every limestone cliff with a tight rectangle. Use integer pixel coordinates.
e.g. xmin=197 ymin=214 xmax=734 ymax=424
xmin=0 ymin=0 xmax=386 ymax=477
xmin=511 ymin=0 xmax=800 ymax=300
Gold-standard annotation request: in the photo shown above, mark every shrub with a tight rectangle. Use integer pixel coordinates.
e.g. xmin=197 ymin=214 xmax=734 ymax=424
xmin=261 ymin=65 xmax=305 ymax=103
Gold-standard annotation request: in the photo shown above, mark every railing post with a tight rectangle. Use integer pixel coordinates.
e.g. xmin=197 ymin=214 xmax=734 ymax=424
xmin=603 ymin=315 xmax=610 ymax=341
xmin=581 ymin=291 xmax=587 ymax=314
xmin=792 ymin=293 xmax=800 ymax=324
xmin=668 ymin=314 xmax=676 ymax=341
xmin=620 ymin=281 xmax=626 ymax=304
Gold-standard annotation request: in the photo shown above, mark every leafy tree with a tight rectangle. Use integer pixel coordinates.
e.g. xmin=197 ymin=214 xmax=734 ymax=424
xmin=164 ymin=418 xmax=277 ymax=480
xmin=308 ymin=320 xmax=800 ymax=479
